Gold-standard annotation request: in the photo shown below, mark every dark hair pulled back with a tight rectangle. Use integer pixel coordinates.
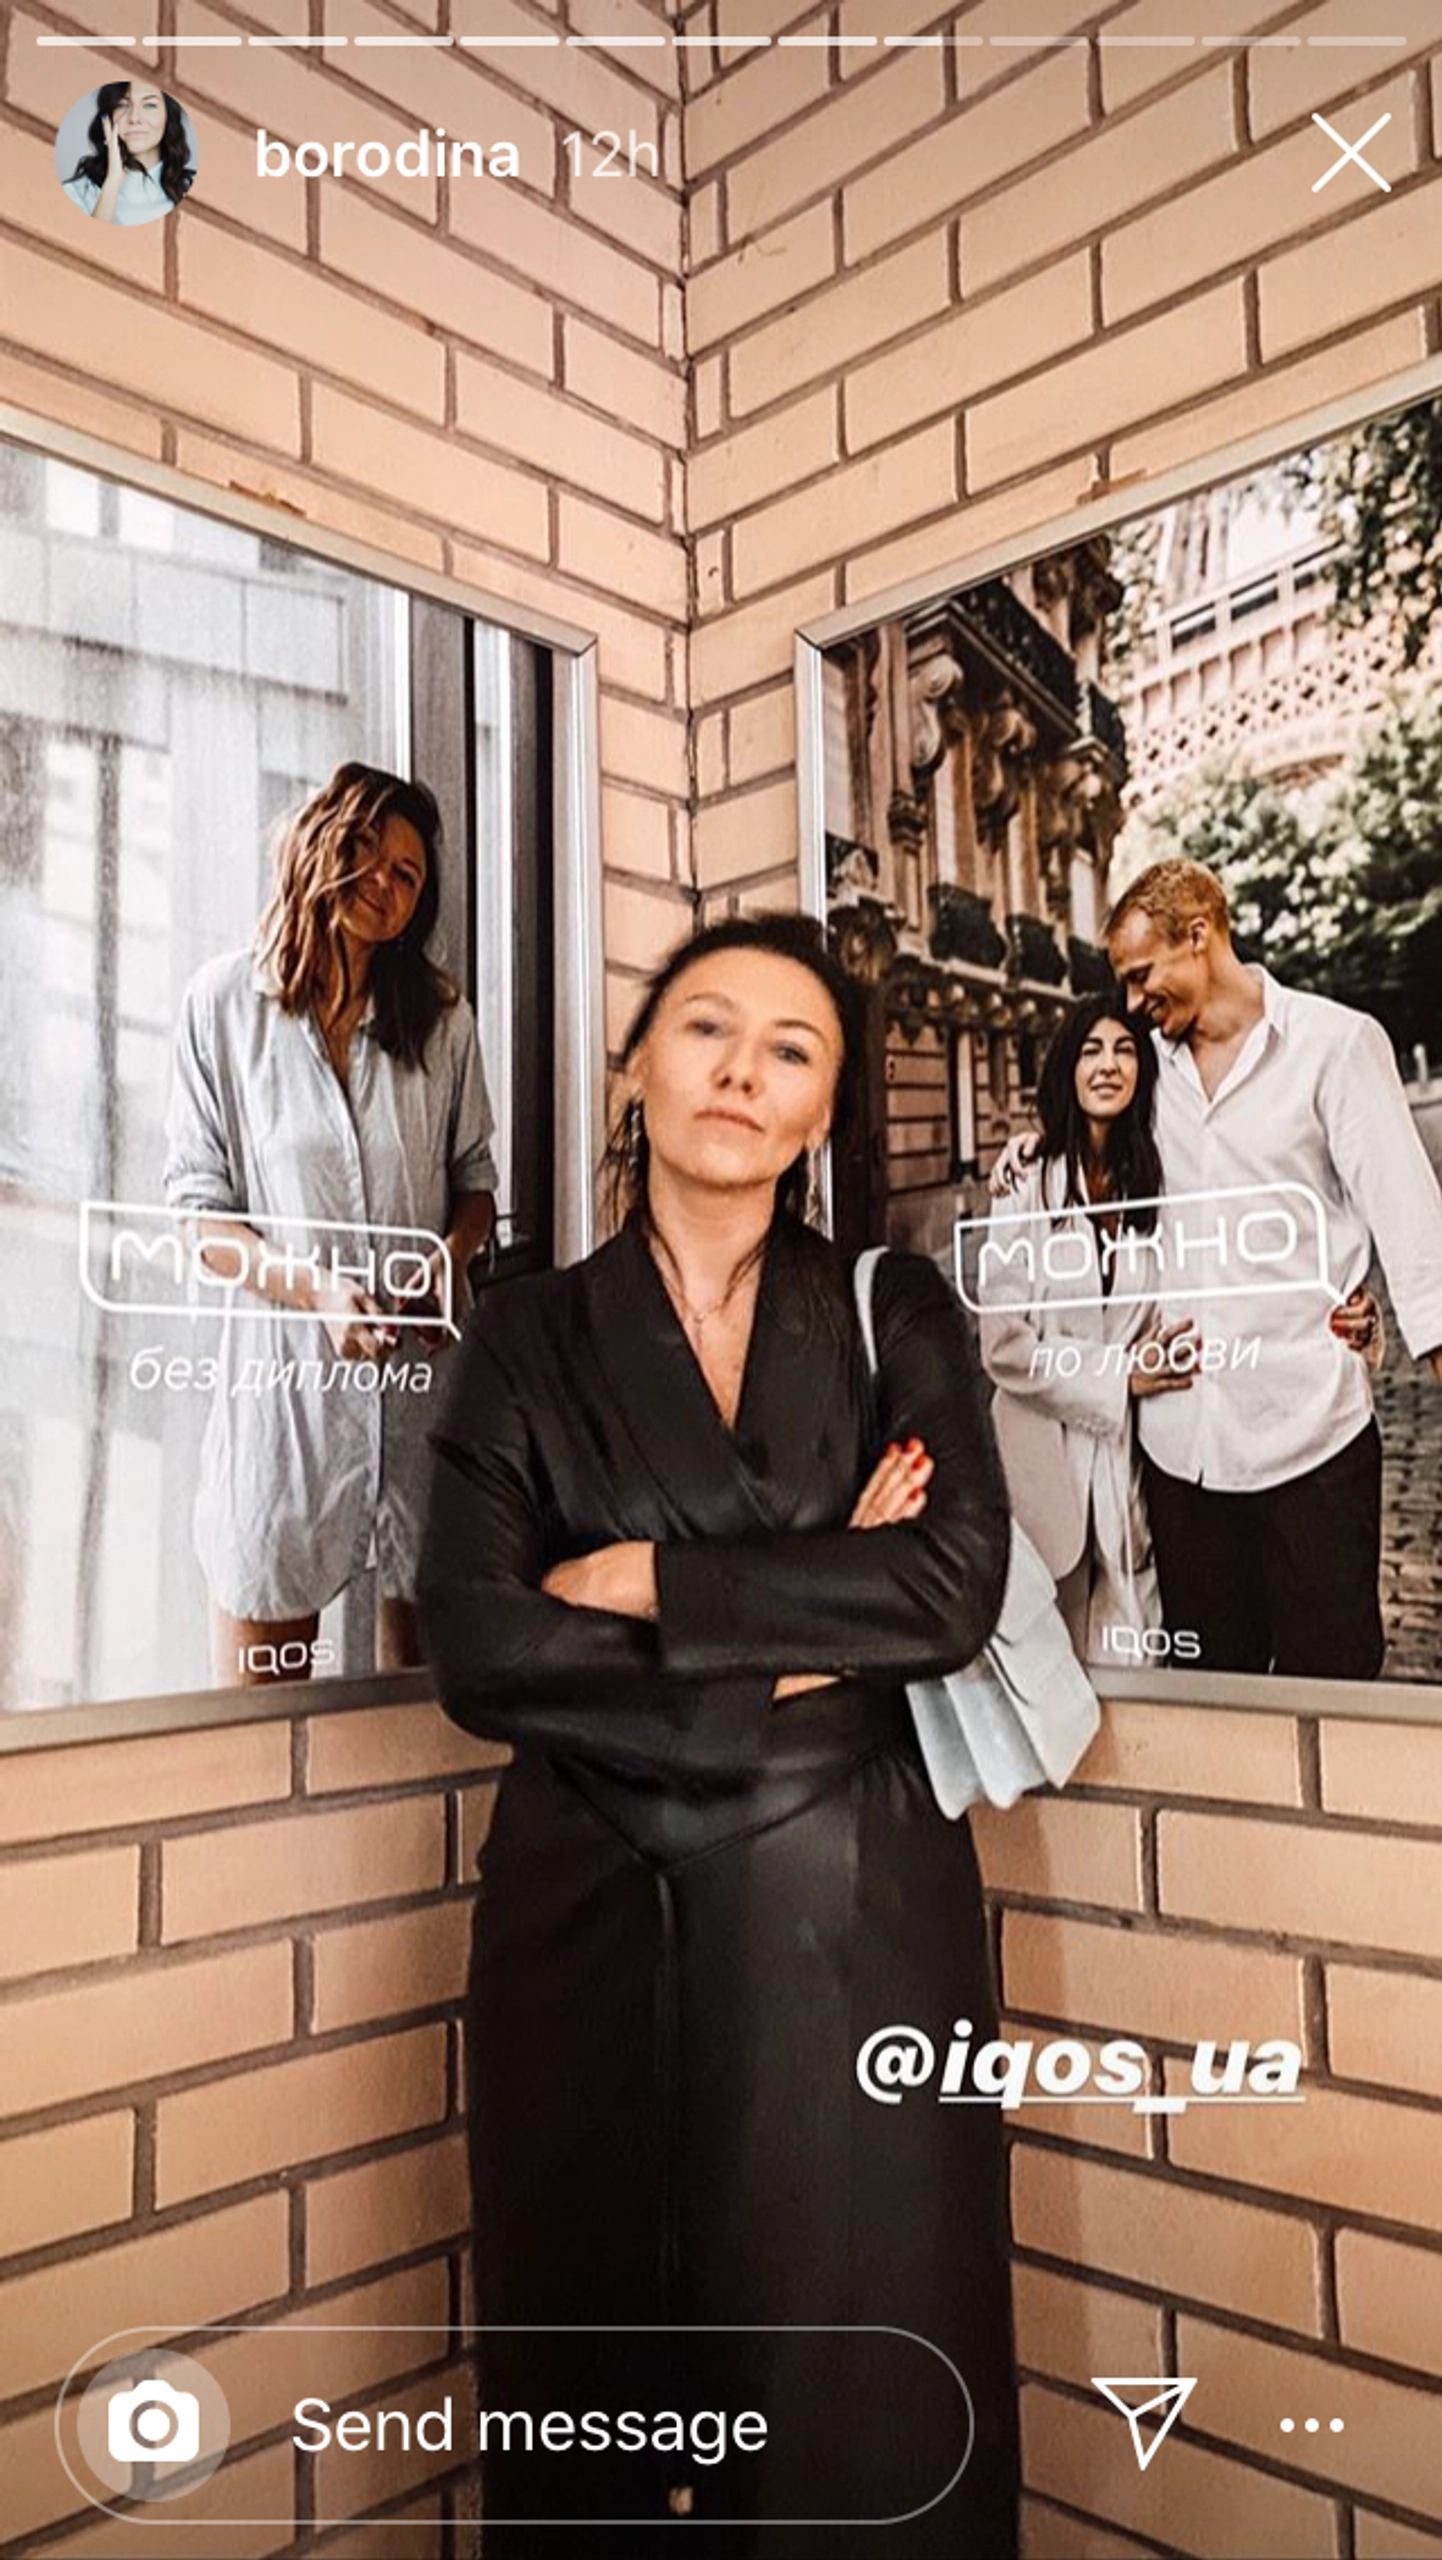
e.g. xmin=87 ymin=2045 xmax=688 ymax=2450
xmin=601 ymin=909 xmax=864 ymax=1337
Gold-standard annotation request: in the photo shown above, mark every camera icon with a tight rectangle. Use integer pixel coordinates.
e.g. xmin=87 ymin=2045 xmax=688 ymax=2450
xmin=106 ymin=2377 xmax=201 ymax=2466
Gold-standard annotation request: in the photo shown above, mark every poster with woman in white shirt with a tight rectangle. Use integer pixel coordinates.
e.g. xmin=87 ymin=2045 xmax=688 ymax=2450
xmin=163 ymin=763 xmax=499 ymax=1689
xmin=982 ymin=858 xmax=1442 ymax=1685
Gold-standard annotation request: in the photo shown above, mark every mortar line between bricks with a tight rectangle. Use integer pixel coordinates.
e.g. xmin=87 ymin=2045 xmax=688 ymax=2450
xmin=34 ymin=27 xmax=1414 ymax=46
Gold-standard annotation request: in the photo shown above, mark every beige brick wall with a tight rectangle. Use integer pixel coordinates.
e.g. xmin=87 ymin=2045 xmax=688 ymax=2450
xmin=0 ymin=1703 xmax=503 ymax=2552
xmin=0 ymin=0 xmax=695 ymax=1057
xmin=6 ymin=1696 xmax=1442 ymax=2553
xmin=681 ymin=7 xmax=1442 ymax=907
xmin=975 ymin=1699 xmax=1442 ymax=2558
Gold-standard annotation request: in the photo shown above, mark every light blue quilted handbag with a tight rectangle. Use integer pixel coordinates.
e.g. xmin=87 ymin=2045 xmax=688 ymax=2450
xmin=853 ymin=1247 xmax=1102 ymax=1816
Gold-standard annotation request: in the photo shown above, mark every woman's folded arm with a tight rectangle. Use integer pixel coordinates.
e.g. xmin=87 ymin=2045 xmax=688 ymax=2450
xmin=419 ymin=1325 xmax=665 ymax=1725
xmin=655 ymin=1254 xmax=1011 ymax=1683
xmin=420 ymin=1321 xmax=784 ymax=1782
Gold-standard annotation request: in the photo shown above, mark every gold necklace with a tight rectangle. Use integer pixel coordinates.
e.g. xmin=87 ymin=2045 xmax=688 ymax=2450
xmin=652 ymin=1230 xmax=765 ymax=1334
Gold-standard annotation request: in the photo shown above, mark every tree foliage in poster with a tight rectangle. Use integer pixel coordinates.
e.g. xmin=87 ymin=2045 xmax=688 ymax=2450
xmin=1134 ymin=399 xmax=1442 ymax=1063
xmin=1287 ymin=399 xmax=1442 ymax=672
xmin=1146 ymin=701 xmax=1442 ymax=1061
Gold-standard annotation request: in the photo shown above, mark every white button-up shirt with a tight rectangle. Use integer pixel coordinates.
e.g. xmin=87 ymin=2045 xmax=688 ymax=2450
xmin=1139 ymin=968 xmax=1442 ymax=1493
xmin=163 ymin=950 xmax=497 ymax=1618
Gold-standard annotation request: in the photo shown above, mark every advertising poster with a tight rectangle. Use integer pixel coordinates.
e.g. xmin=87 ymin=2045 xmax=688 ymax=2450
xmin=822 ymin=403 xmax=1442 ymax=1700
xmin=1 ymin=468 xmax=554 ymax=1707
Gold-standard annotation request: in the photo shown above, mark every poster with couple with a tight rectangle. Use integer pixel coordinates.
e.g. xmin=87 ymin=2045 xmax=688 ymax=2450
xmin=821 ymin=394 xmax=1442 ymax=1699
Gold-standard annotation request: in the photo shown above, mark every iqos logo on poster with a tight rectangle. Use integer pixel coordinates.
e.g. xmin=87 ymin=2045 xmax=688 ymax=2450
xmin=1100 ymin=1625 xmax=1202 ymax=1663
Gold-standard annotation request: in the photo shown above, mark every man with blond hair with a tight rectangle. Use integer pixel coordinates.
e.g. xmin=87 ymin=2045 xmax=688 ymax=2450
xmin=1098 ymin=856 xmax=1442 ymax=1678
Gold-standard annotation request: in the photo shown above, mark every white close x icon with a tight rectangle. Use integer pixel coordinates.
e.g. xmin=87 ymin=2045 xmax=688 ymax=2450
xmin=1311 ymin=110 xmax=1392 ymax=196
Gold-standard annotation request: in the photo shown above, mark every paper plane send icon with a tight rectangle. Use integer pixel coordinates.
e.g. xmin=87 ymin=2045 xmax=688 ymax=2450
xmin=1092 ymin=2376 xmax=1197 ymax=2471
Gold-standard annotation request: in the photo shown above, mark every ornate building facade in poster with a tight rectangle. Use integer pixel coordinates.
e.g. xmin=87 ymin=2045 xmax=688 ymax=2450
xmin=823 ymin=540 xmax=1127 ymax=1258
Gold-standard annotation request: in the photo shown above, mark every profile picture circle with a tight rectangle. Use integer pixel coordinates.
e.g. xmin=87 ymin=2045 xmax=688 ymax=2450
xmin=56 ymin=80 xmax=198 ymax=225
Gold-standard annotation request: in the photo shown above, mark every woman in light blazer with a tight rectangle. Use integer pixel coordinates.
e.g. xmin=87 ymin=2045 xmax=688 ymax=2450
xmin=979 ymin=995 xmax=1184 ymax=1658
xmin=980 ymin=993 xmax=1390 ymax=1664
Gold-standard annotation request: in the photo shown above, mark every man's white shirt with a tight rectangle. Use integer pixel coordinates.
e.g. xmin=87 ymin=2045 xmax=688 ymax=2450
xmin=1138 ymin=968 xmax=1442 ymax=1494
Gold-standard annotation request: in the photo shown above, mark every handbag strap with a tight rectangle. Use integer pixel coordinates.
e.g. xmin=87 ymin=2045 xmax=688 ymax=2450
xmin=852 ymin=1245 xmax=887 ymax=1377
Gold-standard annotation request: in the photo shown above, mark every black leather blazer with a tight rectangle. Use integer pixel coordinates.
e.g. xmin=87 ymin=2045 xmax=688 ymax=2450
xmin=418 ymin=1212 xmax=1010 ymax=1804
